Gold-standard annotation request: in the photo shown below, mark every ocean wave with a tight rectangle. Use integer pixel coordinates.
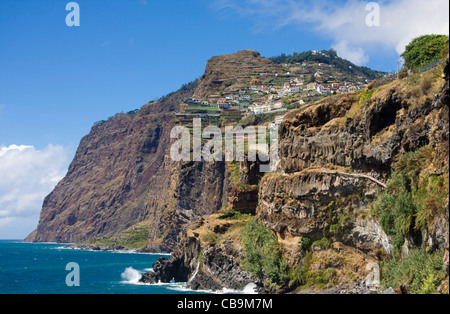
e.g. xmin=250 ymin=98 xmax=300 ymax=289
xmin=120 ymin=267 xmax=144 ymax=285
xmin=119 ymin=267 xmax=258 ymax=294
xmin=166 ymin=282 xmax=258 ymax=295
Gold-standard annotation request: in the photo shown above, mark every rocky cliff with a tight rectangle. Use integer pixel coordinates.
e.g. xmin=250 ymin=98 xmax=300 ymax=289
xmin=28 ymin=92 xmax=183 ymax=245
xmin=26 ymin=86 xmax=232 ymax=253
xmin=140 ymin=215 xmax=259 ymax=292
xmin=141 ymin=59 xmax=449 ymax=293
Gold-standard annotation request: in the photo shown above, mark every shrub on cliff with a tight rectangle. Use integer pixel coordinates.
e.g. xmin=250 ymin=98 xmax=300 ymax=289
xmin=401 ymin=34 xmax=449 ymax=70
xmin=382 ymin=249 xmax=446 ymax=294
xmin=372 ymin=145 xmax=449 ymax=293
xmin=372 ymin=146 xmax=439 ymax=252
xmin=242 ymin=219 xmax=288 ymax=285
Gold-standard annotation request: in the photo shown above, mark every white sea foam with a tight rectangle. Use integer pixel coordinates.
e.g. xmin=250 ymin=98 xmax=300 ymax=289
xmin=166 ymin=282 xmax=259 ymax=295
xmin=120 ymin=267 xmax=143 ymax=284
xmin=119 ymin=266 xmax=258 ymax=295
xmin=242 ymin=283 xmax=258 ymax=294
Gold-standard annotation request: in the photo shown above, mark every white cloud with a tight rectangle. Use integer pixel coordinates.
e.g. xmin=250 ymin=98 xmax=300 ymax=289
xmin=214 ymin=0 xmax=449 ymax=65
xmin=0 ymin=144 xmax=69 ymax=239
xmin=332 ymin=40 xmax=369 ymax=66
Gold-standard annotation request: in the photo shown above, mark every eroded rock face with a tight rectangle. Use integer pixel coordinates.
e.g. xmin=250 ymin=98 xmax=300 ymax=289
xmin=188 ymin=241 xmax=256 ymax=291
xmin=140 ymin=230 xmax=257 ymax=292
xmin=30 ymin=94 xmax=181 ymax=244
xmin=347 ymin=217 xmax=392 ymax=256
xmin=265 ymin=66 xmax=450 ymax=253
xmin=279 ymin=80 xmax=447 ymax=179
xmin=258 ymin=170 xmax=383 ymax=242
xmin=27 ymin=88 xmax=230 ymax=251
xmin=147 ymin=161 xmax=230 ymax=252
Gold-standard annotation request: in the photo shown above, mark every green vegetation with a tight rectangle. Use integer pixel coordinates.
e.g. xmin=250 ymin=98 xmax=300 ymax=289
xmin=299 ymin=237 xmax=313 ymax=253
xmin=402 ymin=65 xmax=445 ymax=102
xmin=201 ymin=232 xmax=221 ymax=246
xmin=84 ymin=226 xmax=150 ymax=249
xmin=372 ymin=146 xmax=441 ymax=251
xmin=382 ymin=249 xmax=446 ymax=294
xmin=327 ymin=213 xmax=351 ymax=238
xmin=242 ymin=219 xmax=288 ymax=285
xmin=341 ymin=87 xmax=379 ymax=120
xmin=287 ymin=251 xmax=338 ymax=290
xmin=121 ymin=227 xmax=150 ymax=248
xmin=371 ymin=145 xmax=449 ymax=293
xmin=358 ymin=87 xmax=378 ymax=106
xmin=401 ymin=34 xmax=449 ymax=70
xmin=270 ymin=49 xmax=385 ymax=80
xmin=372 ymin=146 xmax=449 ymax=253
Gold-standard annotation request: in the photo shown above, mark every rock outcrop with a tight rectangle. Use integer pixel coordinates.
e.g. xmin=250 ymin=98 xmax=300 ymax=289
xmin=258 ymin=170 xmax=390 ymax=253
xmin=193 ymin=50 xmax=284 ymax=100
xmin=140 ymin=216 xmax=259 ymax=292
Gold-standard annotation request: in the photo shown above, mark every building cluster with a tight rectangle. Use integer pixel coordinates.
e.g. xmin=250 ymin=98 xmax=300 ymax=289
xmin=178 ymin=60 xmax=372 ymax=121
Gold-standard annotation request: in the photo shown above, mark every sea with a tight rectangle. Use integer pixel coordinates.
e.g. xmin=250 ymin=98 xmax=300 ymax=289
xmin=0 ymin=240 xmax=254 ymax=294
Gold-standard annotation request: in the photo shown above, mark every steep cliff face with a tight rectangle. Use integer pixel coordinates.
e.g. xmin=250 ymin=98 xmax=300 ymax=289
xmin=278 ymin=81 xmax=443 ymax=178
xmin=146 ymin=161 xmax=230 ymax=252
xmin=27 ymin=83 xmax=231 ymax=249
xmin=271 ymin=61 xmax=449 ymax=244
xmin=27 ymin=49 xmax=283 ymax=251
xmin=30 ymin=93 xmax=181 ymax=244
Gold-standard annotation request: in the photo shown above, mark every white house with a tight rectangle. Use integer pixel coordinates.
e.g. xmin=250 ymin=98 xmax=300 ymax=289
xmin=273 ymin=101 xmax=284 ymax=109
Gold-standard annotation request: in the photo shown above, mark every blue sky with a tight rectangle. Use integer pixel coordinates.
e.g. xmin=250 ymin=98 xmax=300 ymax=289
xmin=0 ymin=0 xmax=448 ymax=238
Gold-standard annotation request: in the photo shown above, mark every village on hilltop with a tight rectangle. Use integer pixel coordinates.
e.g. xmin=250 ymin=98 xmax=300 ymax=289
xmin=175 ymin=52 xmax=392 ymax=129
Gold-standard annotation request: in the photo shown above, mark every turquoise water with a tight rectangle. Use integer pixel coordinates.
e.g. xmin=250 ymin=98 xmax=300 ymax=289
xmin=0 ymin=240 xmax=199 ymax=294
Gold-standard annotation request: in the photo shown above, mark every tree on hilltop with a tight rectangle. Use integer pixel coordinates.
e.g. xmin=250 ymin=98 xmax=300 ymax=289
xmin=401 ymin=34 xmax=449 ymax=70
